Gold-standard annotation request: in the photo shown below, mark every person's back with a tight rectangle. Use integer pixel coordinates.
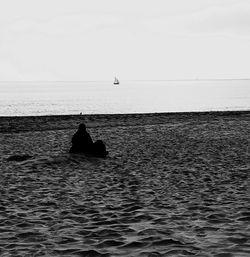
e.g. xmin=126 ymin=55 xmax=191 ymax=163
xmin=70 ymin=123 xmax=93 ymax=153
xmin=69 ymin=123 xmax=108 ymax=157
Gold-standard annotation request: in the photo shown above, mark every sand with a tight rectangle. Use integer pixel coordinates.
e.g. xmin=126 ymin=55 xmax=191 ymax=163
xmin=0 ymin=111 xmax=250 ymax=257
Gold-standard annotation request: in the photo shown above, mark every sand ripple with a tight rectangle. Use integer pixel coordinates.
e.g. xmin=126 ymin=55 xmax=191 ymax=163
xmin=0 ymin=113 xmax=250 ymax=256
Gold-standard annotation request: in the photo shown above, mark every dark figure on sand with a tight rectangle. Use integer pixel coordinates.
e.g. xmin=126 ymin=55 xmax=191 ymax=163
xmin=69 ymin=123 xmax=108 ymax=157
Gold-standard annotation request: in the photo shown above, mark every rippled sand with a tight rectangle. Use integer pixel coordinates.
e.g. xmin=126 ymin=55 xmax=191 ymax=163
xmin=0 ymin=112 xmax=250 ymax=256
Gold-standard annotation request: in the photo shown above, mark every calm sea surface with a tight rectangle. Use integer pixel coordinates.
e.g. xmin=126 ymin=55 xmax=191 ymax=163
xmin=0 ymin=80 xmax=250 ymax=116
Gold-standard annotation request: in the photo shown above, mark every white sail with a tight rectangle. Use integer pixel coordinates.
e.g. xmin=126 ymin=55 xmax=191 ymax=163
xmin=114 ymin=77 xmax=119 ymax=85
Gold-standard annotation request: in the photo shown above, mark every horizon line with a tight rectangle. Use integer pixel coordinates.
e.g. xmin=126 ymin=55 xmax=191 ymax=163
xmin=0 ymin=78 xmax=250 ymax=83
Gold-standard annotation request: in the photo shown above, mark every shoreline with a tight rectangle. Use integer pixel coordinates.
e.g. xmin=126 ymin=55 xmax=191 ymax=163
xmin=1 ymin=109 xmax=250 ymax=118
xmin=1 ymin=110 xmax=250 ymax=133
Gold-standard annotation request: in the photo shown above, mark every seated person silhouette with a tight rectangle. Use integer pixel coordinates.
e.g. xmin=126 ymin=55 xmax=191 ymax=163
xmin=69 ymin=123 xmax=108 ymax=157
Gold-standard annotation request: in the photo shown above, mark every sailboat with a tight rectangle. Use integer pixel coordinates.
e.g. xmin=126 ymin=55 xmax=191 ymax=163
xmin=113 ymin=77 xmax=119 ymax=85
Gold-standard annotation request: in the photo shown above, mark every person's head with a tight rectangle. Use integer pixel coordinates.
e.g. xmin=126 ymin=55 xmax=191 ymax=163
xmin=78 ymin=123 xmax=86 ymax=131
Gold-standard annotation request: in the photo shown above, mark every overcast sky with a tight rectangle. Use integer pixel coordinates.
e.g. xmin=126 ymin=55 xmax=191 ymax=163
xmin=0 ymin=0 xmax=250 ymax=81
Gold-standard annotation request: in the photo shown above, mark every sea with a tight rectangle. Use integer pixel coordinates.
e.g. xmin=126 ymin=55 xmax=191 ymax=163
xmin=0 ymin=80 xmax=250 ymax=116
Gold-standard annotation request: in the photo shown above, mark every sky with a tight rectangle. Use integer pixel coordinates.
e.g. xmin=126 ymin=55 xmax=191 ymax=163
xmin=0 ymin=0 xmax=250 ymax=81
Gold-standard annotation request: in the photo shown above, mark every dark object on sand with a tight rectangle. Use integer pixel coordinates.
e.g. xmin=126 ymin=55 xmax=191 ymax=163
xmin=69 ymin=123 xmax=108 ymax=157
xmin=7 ymin=154 xmax=32 ymax=162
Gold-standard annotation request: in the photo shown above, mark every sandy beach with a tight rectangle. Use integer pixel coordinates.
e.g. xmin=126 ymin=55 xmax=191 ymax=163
xmin=0 ymin=111 xmax=250 ymax=257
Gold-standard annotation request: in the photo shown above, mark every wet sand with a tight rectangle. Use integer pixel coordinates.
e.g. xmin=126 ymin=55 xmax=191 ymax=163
xmin=0 ymin=111 xmax=250 ymax=256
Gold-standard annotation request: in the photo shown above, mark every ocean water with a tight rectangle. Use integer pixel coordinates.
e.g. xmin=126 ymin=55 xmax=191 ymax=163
xmin=0 ymin=80 xmax=250 ymax=116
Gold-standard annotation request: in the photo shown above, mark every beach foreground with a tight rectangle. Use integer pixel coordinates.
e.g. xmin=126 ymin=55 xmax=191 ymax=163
xmin=0 ymin=112 xmax=250 ymax=256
